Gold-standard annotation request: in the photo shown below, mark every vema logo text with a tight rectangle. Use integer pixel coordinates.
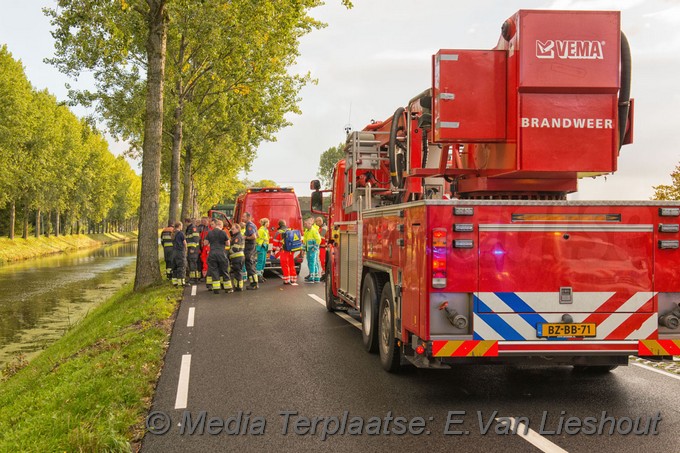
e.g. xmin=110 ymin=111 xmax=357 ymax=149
xmin=536 ymin=40 xmax=604 ymax=60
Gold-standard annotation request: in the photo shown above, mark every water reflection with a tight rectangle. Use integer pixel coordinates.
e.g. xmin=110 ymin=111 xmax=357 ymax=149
xmin=0 ymin=241 xmax=138 ymax=367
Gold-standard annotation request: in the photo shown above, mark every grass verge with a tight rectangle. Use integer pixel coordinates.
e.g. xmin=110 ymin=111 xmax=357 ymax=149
xmin=0 ymin=231 xmax=138 ymax=264
xmin=0 ymin=281 xmax=182 ymax=451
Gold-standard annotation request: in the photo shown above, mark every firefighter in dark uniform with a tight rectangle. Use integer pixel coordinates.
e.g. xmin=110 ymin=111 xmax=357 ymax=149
xmin=205 ymin=220 xmax=232 ymax=294
xmin=229 ymin=223 xmax=245 ymax=291
xmin=160 ymin=222 xmax=175 ymax=280
xmin=242 ymin=212 xmax=259 ymax=290
xmin=185 ymin=218 xmax=201 ymax=283
xmin=172 ymin=222 xmax=187 ymax=286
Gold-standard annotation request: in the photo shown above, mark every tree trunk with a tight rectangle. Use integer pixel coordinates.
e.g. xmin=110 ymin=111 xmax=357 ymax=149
xmin=35 ymin=209 xmax=41 ymax=238
xmin=180 ymin=144 xmax=192 ymax=221
xmin=56 ymin=210 xmax=60 ymax=237
xmin=135 ymin=0 xmax=168 ymax=291
xmin=45 ymin=210 xmax=51 ymax=238
xmin=22 ymin=205 xmax=28 ymax=239
xmin=9 ymin=201 xmax=15 ymax=240
xmin=76 ymin=219 xmax=80 ymax=235
xmin=168 ymin=34 xmax=186 ymax=226
xmin=192 ymin=181 xmax=199 ymax=219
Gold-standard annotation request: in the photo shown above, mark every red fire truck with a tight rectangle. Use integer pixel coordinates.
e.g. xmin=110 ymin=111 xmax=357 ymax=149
xmin=311 ymin=10 xmax=680 ymax=373
xmin=233 ymin=187 xmax=304 ymax=272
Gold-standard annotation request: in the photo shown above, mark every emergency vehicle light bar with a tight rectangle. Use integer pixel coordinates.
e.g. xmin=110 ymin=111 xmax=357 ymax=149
xmin=246 ymin=187 xmax=295 ymax=194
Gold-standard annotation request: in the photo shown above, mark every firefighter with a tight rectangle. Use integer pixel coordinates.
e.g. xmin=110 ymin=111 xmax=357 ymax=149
xmin=315 ymin=216 xmax=328 ymax=281
xmin=205 ymin=218 xmax=217 ymax=290
xmin=229 ymin=223 xmax=245 ymax=291
xmin=256 ymin=218 xmax=270 ymax=283
xmin=198 ymin=217 xmax=211 ymax=280
xmin=273 ymin=219 xmax=298 ymax=285
xmin=160 ymin=222 xmax=175 ymax=280
xmin=185 ymin=218 xmax=201 ymax=283
xmin=302 ymin=217 xmax=321 ymax=283
xmin=242 ymin=212 xmax=259 ymax=290
xmin=205 ymin=219 xmax=232 ymax=294
xmin=172 ymin=221 xmax=187 ymax=286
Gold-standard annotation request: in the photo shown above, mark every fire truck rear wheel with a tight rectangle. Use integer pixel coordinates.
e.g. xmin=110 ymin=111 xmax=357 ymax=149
xmin=361 ymin=273 xmax=380 ymax=353
xmin=378 ymin=283 xmax=401 ymax=373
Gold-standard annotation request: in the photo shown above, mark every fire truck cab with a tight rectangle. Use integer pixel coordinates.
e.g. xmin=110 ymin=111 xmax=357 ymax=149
xmin=312 ymin=9 xmax=680 ymax=373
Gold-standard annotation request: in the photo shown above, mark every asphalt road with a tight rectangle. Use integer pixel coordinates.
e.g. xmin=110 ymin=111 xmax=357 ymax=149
xmin=142 ymin=271 xmax=680 ymax=453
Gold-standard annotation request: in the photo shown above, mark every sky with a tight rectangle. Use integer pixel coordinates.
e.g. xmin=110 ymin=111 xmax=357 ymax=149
xmin=1 ymin=0 xmax=679 ymax=199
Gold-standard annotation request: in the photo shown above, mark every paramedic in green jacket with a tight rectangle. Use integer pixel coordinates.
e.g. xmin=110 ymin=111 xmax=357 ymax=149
xmin=256 ymin=218 xmax=270 ymax=283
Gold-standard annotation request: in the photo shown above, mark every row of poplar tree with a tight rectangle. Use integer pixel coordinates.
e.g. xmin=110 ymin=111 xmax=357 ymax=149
xmin=43 ymin=0 xmax=352 ymax=289
xmin=0 ymin=45 xmax=140 ymax=239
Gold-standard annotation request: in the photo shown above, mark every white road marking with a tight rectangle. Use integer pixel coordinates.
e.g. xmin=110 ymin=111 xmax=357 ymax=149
xmin=174 ymin=354 xmax=192 ymax=409
xmin=308 ymin=294 xmax=361 ymax=330
xmin=187 ymin=307 xmax=195 ymax=327
xmin=497 ymin=418 xmax=568 ymax=453
xmin=191 ymin=285 xmax=197 ymax=296
xmin=631 ymin=362 xmax=680 ymax=381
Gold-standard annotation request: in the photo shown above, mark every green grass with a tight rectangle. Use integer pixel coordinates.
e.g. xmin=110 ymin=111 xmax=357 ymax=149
xmin=0 ymin=281 xmax=181 ymax=451
xmin=0 ymin=231 xmax=138 ymax=264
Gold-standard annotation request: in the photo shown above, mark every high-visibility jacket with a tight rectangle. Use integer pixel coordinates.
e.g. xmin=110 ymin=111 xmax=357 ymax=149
xmin=256 ymin=225 xmax=270 ymax=247
xmin=272 ymin=228 xmax=287 ymax=259
xmin=303 ymin=227 xmax=321 ymax=252
xmin=186 ymin=224 xmax=201 ymax=248
xmin=160 ymin=227 xmax=174 ymax=249
xmin=229 ymin=232 xmax=245 ymax=259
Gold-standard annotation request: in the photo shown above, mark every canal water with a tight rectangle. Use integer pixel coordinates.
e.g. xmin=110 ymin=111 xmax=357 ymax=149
xmin=0 ymin=241 xmax=138 ymax=368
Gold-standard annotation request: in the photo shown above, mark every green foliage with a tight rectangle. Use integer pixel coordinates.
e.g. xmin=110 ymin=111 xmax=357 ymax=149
xmin=652 ymin=164 xmax=680 ymax=200
xmin=317 ymin=142 xmax=345 ymax=188
xmin=0 ymin=47 xmax=140 ymax=237
xmin=0 ymin=282 xmax=181 ymax=451
xmin=46 ymin=0 xmax=350 ymax=219
xmin=0 ymin=45 xmax=33 ymax=208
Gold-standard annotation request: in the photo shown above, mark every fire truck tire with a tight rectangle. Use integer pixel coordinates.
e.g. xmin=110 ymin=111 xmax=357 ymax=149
xmin=378 ymin=283 xmax=401 ymax=373
xmin=325 ymin=270 xmax=337 ymax=312
xmin=361 ymin=273 xmax=380 ymax=353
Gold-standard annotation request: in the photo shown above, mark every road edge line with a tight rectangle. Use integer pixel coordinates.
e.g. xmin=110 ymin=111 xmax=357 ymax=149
xmin=631 ymin=362 xmax=680 ymax=381
xmin=308 ymin=294 xmax=361 ymax=330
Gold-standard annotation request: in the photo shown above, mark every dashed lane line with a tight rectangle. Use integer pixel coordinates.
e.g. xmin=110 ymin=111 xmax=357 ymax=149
xmin=191 ymin=285 xmax=197 ymax=296
xmin=498 ymin=418 xmax=568 ymax=453
xmin=174 ymin=354 xmax=192 ymax=409
xmin=308 ymin=294 xmax=362 ymax=330
xmin=187 ymin=307 xmax=195 ymax=328
xmin=631 ymin=362 xmax=680 ymax=381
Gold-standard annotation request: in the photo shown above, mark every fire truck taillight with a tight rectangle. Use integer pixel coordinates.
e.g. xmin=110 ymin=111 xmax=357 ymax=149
xmin=432 ymin=228 xmax=447 ymax=289
xmin=415 ymin=344 xmax=426 ymax=355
